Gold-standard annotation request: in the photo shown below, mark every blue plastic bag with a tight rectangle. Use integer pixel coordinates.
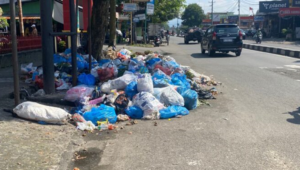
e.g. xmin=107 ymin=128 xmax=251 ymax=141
xmin=152 ymin=70 xmax=171 ymax=87
xmin=182 ymin=89 xmax=198 ymax=110
xmin=125 ymin=81 xmax=138 ymax=100
xmin=125 ymin=106 xmax=144 ymax=119
xmin=146 ymin=58 xmax=161 ymax=69
xmin=83 ymin=104 xmax=117 ymax=125
xmin=99 ymin=59 xmax=111 ymax=66
xmin=159 ymin=105 xmax=189 ymax=119
xmin=78 ymin=73 xmax=95 ymax=86
xmin=53 ymin=54 xmax=67 ymax=64
xmin=171 ymin=73 xmax=190 ymax=89
xmin=166 ymin=61 xmax=180 ymax=68
xmin=64 ymin=48 xmax=71 ymax=55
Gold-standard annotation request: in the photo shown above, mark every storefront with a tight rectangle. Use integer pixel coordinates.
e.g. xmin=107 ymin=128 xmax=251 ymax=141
xmin=279 ymin=7 xmax=300 ymax=40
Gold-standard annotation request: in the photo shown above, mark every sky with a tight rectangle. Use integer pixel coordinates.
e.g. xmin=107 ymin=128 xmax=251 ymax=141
xmin=168 ymin=0 xmax=260 ymax=27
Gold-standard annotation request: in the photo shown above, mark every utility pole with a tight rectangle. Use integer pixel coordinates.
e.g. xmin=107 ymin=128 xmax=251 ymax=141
xmin=211 ymin=1 xmax=213 ymax=25
xmin=17 ymin=0 xmax=24 ymax=36
xmin=109 ymin=0 xmax=116 ymax=46
xmin=10 ymin=0 xmax=20 ymax=105
xmin=238 ymin=0 xmax=240 ymax=26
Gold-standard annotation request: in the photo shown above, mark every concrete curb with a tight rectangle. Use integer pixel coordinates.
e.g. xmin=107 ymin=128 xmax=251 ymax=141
xmin=243 ymin=43 xmax=300 ymax=58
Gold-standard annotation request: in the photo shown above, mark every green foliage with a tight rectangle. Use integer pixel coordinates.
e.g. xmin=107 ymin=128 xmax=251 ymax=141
xmin=0 ymin=7 xmax=8 ymax=28
xmin=282 ymin=29 xmax=287 ymax=35
xmin=181 ymin=3 xmax=205 ymax=27
xmin=152 ymin=0 xmax=186 ymax=23
xmin=58 ymin=40 xmax=66 ymax=52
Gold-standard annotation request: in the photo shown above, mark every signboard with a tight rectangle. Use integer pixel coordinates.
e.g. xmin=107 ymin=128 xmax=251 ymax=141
xmin=254 ymin=16 xmax=264 ymax=21
xmin=212 ymin=14 xmax=220 ymax=22
xmin=259 ymin=1 xmax=289 ymax=13
xmin=135 ymin=14 xmax=146 ymax=20
xmin=279 ymin=8 xmax=300 ymax=17
xmin=133 ymin=17 xmax=140 ymax=23
xmin=293 ymin=0 xmax=300 ymax=7
xmin=228 ymin=16 xmax=239 ymax=23
xmin=119 ymin=14 xmax=130 ymax=20
xmin=147 ymin=3 xmax=154 ymax=15
xmin=123 ymin=3 xmax=137 ymax=12
xmin=296 ymin=27 xmax=300 ymax=39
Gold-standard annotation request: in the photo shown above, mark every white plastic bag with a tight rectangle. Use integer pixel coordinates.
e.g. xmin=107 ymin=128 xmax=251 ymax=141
xmin=133 ymin=92 xmax=164 ymax=120
xmin=137 ymin=73 xmax=154 ymax=94
xmin=77 ymin=121 xmax=96 ymax=131
xmin=64 ymin=85 xmax=94 ymax=102
xmin=91 ymin=66 xmax=100 ymax=78
xmin=102 ymin=71 xmax=137 ymax=93
xmin=160 ymin=86 xmax=184 ymax=106
xmin=21 ymin=63 xmax=37 ymax=74
xmin=13 ymin=101 xmax=70 ymax=123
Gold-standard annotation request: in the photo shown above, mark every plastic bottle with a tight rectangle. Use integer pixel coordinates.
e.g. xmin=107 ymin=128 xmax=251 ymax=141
xmin=99 ymin=124 xmax=108 ymax=130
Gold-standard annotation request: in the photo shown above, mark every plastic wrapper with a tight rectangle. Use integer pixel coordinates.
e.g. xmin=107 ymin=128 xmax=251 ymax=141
xmin=83 ymin=104 xmax=117 ymax=125
xmin=77 ymin=121 xmax=96 ymax=131
xmin=137 ymin=74 xmax=154 ymax=94
xmin=160 ymin=86 xmax=184 ymax=106
xmin=65 ymin=85 xmax=94 ymax=102
xmin=125 ymin=106 xmax=144 ymax=119
xmin=133 ymin=92 xmax=164 ymax=120
xmin=159 ymin=106 xmax=189 ymax=119
xmin=21 ymin=63 xmax=37 ymax=74
xmin=13 ymin=101 xmax=70 ymax=124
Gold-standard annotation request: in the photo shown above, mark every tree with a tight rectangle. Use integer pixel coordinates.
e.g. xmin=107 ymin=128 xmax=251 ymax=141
xmin=0 ymin=7 xmax=9 ymax=29
xmin=91 ymin=0 xmax=110 ymax=60
xmin=181 ymin=3 xmax=205 ymax=27
xmin=109 ymin=0 xmax=116 ymax=46
xmin=152 ymin=0 xmax=185 ymax=23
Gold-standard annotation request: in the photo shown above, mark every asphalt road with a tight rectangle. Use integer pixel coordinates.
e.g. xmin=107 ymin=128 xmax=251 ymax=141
xmin=64 ymin=37 xmax=300 ymax=170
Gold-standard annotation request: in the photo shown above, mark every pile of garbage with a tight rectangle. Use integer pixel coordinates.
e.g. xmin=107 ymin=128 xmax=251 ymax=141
xmin=14 ymin=47 xmax=219 ymax=131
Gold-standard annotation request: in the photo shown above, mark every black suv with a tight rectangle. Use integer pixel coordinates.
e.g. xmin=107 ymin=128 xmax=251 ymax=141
xmin=201 ymin=24 xmax=243 ymax=56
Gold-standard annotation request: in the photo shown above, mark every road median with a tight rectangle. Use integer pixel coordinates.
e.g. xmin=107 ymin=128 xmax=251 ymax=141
xmin=243 ymin=43 xmax=300 ymax=58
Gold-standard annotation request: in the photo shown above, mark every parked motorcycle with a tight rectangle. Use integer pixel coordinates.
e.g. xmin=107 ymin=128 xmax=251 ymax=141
xmin=154 ymin=36 xmax=161 ymax=47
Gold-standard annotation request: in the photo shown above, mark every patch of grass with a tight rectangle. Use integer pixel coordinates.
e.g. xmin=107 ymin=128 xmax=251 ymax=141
xmin=129 ymin=43 xmax=154 ymax=48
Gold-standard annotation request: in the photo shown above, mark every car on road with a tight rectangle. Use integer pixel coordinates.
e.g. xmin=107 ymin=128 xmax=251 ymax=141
xmin=184 ymin=28 xmax=203 ymax=44
xmin=201 ymin=24 xmax=243 ymax=57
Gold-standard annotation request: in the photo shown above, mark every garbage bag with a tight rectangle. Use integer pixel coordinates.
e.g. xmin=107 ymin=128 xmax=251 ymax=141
xmin=154 ymin=64 xmax=172 ymax=75
xmin=182 ymin=89 xmax=198 ymax=110
xmin=21 ymin=63 xmax=37 ymax=74
xmin=78 ymin=73 xmax=95 ymax=86
xmin=159 ymin=106 xmax=189 ymax=119
xmin=13 ymin=101 xmax=70 ymax=124
xmin=152 ymin=69 xmax=171 ymax=87
xmin=137 ymin=73 xmax=154 ymax=94
xmin=110 ymin=71 xmax=137 ymax=90
xmin=125 ymin=81 xmax=138 ymax=100
xmin=53 ymin=54 xmax=67 ymax=64
xmin=97 ymin=62 xmax=118 ymax=82
xmin=99 ymin=59 xmax=111 ymax=67
xmin=125 ymin=106 xmax=143 ymax=119
xmin=146 ymin=58 xmax=161 ymax=69
xmin=91 ymin=66 xmax=100 ymax=78
xmin=160 ymin=86 xmax=184 ymax=106
xmin=153 ymin=88 xmax=164 ymax=100
xmin=171 ymin=73 xmax=191 ymax=89
xmin=114 ymin=94 xmax=129 ymax=114
xmin=133 ymin=92 xmax=164 ymax=119
xmin=83 ymin=104 xmax=117 ymax=125
xmin=65 ymin=85 xmax=94 ymax=102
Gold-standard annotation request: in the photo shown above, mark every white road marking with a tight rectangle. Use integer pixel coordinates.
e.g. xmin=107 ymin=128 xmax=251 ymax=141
xmin=297 ymin=80 xmax=300 ymax=82
xmin=276 ymin=67 xmax=284 ymax=69
xmin=284 ymin=65 xmax=300 ymax=69
xmin=286 ymin=68 xmax=297 ymax=71
xmin=259 ymin=67 xmax=268 ymax=69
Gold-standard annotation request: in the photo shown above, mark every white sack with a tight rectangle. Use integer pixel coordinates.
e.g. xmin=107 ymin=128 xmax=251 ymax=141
xmin=13 ymin=101 xmax=70 ymax=123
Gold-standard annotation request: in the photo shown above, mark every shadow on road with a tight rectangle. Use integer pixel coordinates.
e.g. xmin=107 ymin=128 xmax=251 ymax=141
xmin=294 ymin=60 xmax=300 ymax=63
xmin=191 ymin=53 xmax=237 ymax=58
xmin=285 ymin=107 xmax=300 ymax=125
xmin=178 ymin=43 xmax=199 ymax=45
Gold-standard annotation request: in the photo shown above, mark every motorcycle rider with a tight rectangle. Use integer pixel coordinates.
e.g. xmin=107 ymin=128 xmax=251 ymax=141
xmin=255 ymin=28 xmax=262 ymax=43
